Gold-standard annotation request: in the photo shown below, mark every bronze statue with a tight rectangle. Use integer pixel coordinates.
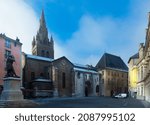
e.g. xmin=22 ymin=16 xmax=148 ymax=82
xmin=5 ymin=55 xmax=18 ymax=77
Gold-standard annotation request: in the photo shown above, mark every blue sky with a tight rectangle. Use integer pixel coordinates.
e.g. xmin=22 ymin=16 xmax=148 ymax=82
xmin=26 ymin=0 xmax=131 ymax=40
xmin=0 ymin=0 xmax=150 ymax=65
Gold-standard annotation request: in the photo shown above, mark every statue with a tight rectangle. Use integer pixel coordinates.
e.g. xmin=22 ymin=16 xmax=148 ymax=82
xmin=5 ymin=55 xmax=18 ymax=77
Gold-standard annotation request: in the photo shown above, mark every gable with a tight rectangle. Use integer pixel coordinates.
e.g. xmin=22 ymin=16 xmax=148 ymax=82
xmin=51 ymin=56 xmax=74 ymax=69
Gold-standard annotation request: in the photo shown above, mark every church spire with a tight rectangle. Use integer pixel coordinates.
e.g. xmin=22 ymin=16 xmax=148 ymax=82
xmin=40 ymin=9 xmax=46 ymax=29
xmin=31 ymin=9 xmax=54 ymax=59
xmin=36 ymin=9 xmax=49 ymax=44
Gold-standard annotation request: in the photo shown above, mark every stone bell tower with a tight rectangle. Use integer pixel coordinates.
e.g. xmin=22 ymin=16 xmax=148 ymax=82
xmin=32 ymin=10 xmax=54 ymax=59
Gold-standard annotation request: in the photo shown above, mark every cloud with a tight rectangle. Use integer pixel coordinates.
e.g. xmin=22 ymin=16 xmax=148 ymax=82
xmin=0 ymin=0 xmax=38 ymax=54
xmin=54 ymin=0 xmax=150 ymax=66
xmin=1 ymin=0 xmax=150 ymax=67
xmin=63 ymin=15 xmax=117 ymax=65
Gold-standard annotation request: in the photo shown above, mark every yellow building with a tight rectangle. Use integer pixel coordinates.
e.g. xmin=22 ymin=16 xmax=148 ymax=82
xmin=128 ymin=53 xmax=139 ymax=97
xmin=128 ymin=12 xmax=150 ymax=102
xmin=96 ymin=53 xmax=128 ymax=96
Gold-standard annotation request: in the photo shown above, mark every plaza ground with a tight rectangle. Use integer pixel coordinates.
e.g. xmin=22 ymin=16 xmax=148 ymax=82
xmin=34 ymin=96 xmax=150 ymax=108
xmin=1 ymin=96 xmax=150 ymax=108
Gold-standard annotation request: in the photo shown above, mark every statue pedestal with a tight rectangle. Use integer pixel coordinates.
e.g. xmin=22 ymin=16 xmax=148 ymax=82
xmin=1 ymin=77 xmax=23 ymax=100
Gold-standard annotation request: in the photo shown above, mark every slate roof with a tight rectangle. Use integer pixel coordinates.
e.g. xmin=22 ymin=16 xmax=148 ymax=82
xmin=73 ymin=63 xmax=97 ymax=73
xmin=0 ymin=33 xmax=22 ymax=46
xmin=128 ymin=53 xmax=139 ymax=63
xmin=26 ymin=54 xmax=53 ymax=62
xmin=74 ymin=67 xmax=98 ymax=74
xmin=96 ymin=53 xmax=128 ymax=71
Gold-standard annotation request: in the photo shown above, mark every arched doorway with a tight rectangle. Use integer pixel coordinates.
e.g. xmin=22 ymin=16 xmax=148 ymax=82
xmin=85 ymin=80 xmax=92 ymax=96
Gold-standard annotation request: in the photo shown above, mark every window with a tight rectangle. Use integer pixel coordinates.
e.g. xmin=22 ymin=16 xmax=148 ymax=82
xmin=47 ymin=72 xmax=50 ymax=79
xmin=31 ymin=72 xmax=35 ymax=80
xmin=40 ymin=73 xmax=44 ymax=77
xmin=97 ymin=77 xmax=99 ymax=82
xmin=62 ymin=72 xmax=66 ymax=88
xmin=85 ymin=74 xmax=87 ymax=80
xmin=141 ymin=85 xmax=144 ymax=96
xmin=77 ymin=72 xmax=80 ymax=79
xmin=141 ymin=67 xmax=143 ymax=80
xmin=102 ymin=79 xmax=104 ymax=84
xmin=41 ymin=50 xmax=45 ymax=57
xmin=5 ymin=50 xmax=11 ymax=58
xmin=108 ymin=78 xmax=110 ymax=84
xmin=5 ymin=39 xmax=11 ymax=48
xmin=46 ymin=51 xmax=49 ymax=57
xmin=14 ymin=42 xmax=17 ymax=47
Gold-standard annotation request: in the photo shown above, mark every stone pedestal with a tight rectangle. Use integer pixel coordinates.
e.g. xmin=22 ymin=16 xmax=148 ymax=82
xmin=1 ymin=77 xmax=23 ymax=101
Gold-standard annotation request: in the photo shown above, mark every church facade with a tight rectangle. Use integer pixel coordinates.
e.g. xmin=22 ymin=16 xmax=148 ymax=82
xmin=22 ymin=10 xmax=100 ymax=98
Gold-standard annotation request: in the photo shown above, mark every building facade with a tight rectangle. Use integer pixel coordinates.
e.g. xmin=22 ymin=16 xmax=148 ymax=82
xmin=0 ymin=34 xmax=22 ymax=93
xmin=73 ymin=64 xmax=100 ymax=97
xmin=22 ymin=53 xmax=53 ymax=98
xmin=50 ymin=57 xmax=100 ymax=97
xmin=96 ymin=53 xmax=128 ymax=96
xmin=131 ymin=13 xmax=150 ymax=102
xmin=128 ymin=53 xmax=139 ymax=98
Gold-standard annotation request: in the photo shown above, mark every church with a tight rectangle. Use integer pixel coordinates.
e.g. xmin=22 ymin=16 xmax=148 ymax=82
xmin=22 ymin=10 xmax=100 ymax=98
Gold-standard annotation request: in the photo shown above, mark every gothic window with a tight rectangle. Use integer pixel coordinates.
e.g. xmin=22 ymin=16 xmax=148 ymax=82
xmin=5 ymin=39 xmax=11 ymax=48
xmin=31 ymin=72 xmax=35 ymax=80
xmin=62 ymin=72 xmax=66 ymax=88
xmin=46 ymin=51 xmax=49 ymax=57
xmin=47 ymin=72 xmax=50 ymax=79
xmin=41 ymin=50 xmax=45 ymax=57
xmin=40 ymin=73 xmax=44 ymax=77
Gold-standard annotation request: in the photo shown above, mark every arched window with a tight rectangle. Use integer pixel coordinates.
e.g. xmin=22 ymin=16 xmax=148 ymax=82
xmin=62 ymin=72 xmax=66 ymax=88
xmin=41 ymin=50 xmax=45 ymax=57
